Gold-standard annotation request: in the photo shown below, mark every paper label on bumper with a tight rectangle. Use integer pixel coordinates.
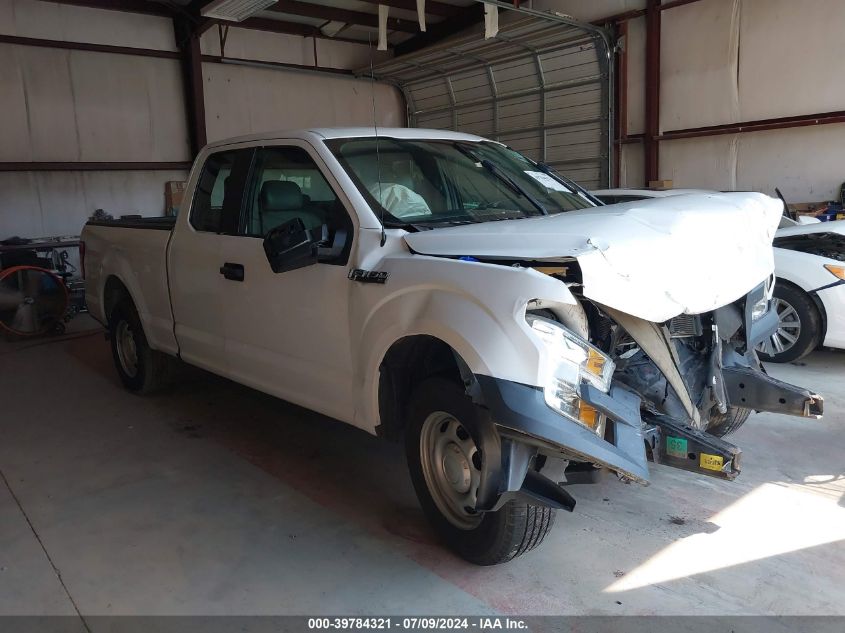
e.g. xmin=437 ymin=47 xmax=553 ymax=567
xmin=700 ymin=453 xmax=724 ymax=471
xmin=666 ymin=436 xmax=688 ymax=458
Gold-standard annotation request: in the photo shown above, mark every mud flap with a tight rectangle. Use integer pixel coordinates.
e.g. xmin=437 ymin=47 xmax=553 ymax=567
xmin=646 ymin=416 xmax=742 ymax=481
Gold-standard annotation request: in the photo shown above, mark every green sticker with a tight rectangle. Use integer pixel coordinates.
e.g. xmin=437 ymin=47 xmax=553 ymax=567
xmin=666 ymin=436 xmax=688 ymax=459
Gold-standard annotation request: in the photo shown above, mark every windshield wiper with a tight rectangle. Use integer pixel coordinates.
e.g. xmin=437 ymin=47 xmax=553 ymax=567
xmin=453 ymin=143 xmax=549 ymax=216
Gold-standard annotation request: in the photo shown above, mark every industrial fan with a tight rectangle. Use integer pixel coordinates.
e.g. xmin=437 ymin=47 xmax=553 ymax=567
xmin=0 ymin=266 xmax=69 ymax=337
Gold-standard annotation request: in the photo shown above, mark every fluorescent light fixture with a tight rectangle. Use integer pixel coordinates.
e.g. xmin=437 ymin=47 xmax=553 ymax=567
xmin=200 ymin=0 xmax=278 ymax=22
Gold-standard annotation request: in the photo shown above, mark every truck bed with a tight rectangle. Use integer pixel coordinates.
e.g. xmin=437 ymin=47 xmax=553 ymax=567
xmin=82 ymin=218 xmax=177 ymax=356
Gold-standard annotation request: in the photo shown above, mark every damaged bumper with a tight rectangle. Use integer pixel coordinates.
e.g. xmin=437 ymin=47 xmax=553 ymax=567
xmin=475 ymin=375 xmax=650 ymax=494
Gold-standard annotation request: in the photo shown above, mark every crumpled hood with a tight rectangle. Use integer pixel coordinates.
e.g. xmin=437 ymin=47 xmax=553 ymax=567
xmin=404 ymin=192 xmax=783 ymax=322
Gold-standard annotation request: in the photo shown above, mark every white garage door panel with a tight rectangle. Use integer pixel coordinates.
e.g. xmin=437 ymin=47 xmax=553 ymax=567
xmin=0 ymin=44 xmax=190 ymax=163
xmin=0 ymin=170 xmax=189 ymax=238
xmin=202 ymin=62 xmax=404 ymax=143
xmin=365 ymin=9 xmax=614 ymax=187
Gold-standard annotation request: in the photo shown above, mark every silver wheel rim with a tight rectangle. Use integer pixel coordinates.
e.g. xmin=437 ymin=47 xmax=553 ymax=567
xmin=115 ymin=320 xmax=139 ymax=378
xmin=419 ymin=411 xmax=483 ymax=530
xmin=757 ymin=298 xmax=801 ymax=357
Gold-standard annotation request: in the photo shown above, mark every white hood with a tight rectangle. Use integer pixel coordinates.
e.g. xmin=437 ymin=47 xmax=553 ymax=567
xmin=777 ymin=218 xmax=845 ymax=238
xmin=404 ymin=192 xmax=783 ymax=322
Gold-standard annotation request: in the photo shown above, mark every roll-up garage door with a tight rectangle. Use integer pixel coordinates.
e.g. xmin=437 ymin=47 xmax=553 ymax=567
xmin=361 ymin=3 xmax=614 ymax=188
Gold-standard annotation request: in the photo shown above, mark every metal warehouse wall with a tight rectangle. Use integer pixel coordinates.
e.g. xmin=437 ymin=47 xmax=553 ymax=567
xmin=199 ymin=28 xmax=403 ymax=144
xmin=538 ymin=0 xmax=845 ymax=201
xmin=0 ymin=0 xmax=190 ymax=238
xmin=0 ymin=0 xmax=403 ymax=239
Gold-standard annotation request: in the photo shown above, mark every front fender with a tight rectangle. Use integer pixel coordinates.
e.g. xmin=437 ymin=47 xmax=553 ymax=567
xmin=351 ymin=254 xmax=578 ymax=431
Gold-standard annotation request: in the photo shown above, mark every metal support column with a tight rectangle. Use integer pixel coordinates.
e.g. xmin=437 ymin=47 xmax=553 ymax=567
xmin=174 ymin=17 xmax=208 ymax=157
xmin=644 ymin=0 xmax=661 ymax=185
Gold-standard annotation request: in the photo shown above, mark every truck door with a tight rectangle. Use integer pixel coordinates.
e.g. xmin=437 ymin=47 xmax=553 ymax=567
xmin=168 ymin=147 xmax=253 ymax=376
xmin=216 ymin=142 xmax=357 ymax=422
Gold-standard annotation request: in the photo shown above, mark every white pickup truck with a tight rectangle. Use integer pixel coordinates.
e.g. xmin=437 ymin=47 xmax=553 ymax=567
xmin=82 ymin=128 xmax=822 ymax=565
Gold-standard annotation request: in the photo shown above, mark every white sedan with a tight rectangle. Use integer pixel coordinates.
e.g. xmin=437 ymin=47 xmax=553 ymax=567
xmin=592 ymin=189 xmax=845 ymax=362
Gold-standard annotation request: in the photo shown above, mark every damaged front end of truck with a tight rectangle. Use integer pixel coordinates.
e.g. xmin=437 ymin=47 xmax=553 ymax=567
xmin=406 ymin=192 xmax=825 ymax=514
xmin=469 ymin=275 xmax=824 ymax=515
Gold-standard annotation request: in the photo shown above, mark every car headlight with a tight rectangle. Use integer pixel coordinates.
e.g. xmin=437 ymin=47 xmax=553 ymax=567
xmin=750 ymin=297 xmax=769 ymax=321
xmin=824 ymin=264 xmax=845 ymax=280
xmin=526 ymin=314 xmax=615 ymax=435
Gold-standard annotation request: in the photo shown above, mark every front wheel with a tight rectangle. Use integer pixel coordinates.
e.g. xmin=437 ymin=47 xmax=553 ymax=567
xmin=405 ymin=378 xmax=556 ymax=565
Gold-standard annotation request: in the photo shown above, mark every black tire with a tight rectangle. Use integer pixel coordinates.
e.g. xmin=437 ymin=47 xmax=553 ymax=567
xmin=707 ymin=406 xmax=752 ymax=438
xmin=756 ymin=282 xmax=822 ymax=363
xmin=405 ymin=377 xmax=556 ymax=565
xmin=109 ymin=298 xmax=171 ymax=394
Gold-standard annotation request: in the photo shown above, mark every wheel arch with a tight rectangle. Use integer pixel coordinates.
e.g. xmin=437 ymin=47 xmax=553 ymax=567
xmin=775 ymin=276 xmax=828 ymax=343
xmin=376 ymin=334 xmax=471 ymax=442
xmin=103 ymin=275 xmax=134 ymax=324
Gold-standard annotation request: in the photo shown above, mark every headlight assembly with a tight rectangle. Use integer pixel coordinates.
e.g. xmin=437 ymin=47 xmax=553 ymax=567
xmin=750 ymin=297 xmax=769 ymax=321
xmin=526 ymin=314 xmax=615 ymax=435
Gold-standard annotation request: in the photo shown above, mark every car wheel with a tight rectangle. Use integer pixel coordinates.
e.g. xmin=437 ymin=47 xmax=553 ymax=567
xmin=756 ymin=283 xmax=821 ymax=363
xmin=405 ymin=377 xmax=556 ymax=565
xmin=109 ymin=298 xmax=172 ymax=394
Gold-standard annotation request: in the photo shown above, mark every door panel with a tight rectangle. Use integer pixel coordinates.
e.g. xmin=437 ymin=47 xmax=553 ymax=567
xmin=168 ymin=147 xmax=253 ymax=375
xmin=219 ymin=238 xmax=355 ymax=419
xmin=219 ymin=142 xmax=357 ymax=421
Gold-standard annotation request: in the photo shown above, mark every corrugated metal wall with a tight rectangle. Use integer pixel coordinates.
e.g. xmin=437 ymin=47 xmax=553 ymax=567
xmin=540 ymin=0 xmax=845 ymax=200
xmin=366 ymin=9 xmax=614 ymax=189
xmin=0 ymin=0 xmax=190 ymax=238
xmin=0 ymin=0 xmax=403 ymax=239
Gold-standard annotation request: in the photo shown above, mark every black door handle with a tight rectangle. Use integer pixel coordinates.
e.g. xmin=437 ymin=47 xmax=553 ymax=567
xmin=219 ymin=262 xmax=244 ymax=281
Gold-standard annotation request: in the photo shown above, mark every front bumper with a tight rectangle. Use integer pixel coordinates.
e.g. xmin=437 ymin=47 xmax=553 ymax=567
xmin=475 ymin=375 xmax=650 ymax=485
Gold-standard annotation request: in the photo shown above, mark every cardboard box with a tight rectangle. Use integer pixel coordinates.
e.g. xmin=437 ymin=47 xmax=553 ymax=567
xmin=648 ymin=179 xmax=674 ymax=189
xmin=165 ymin=181 xmax=187 ymax=216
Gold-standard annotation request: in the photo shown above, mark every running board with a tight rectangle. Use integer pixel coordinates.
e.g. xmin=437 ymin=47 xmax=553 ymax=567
xmin=645 ymin=416 xmax=742 ymax=481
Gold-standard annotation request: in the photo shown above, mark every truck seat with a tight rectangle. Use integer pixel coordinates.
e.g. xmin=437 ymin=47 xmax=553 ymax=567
xmin=258 ymin=181 xmax=324 ymax=233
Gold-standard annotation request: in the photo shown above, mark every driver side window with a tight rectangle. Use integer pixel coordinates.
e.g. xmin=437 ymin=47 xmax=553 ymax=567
xmin=242 ymin=146 xmax=346 ymax=237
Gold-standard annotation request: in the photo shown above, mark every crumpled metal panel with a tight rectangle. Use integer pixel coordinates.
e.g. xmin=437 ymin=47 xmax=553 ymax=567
xmin=359 ymin=3 xmax=614 ymax=188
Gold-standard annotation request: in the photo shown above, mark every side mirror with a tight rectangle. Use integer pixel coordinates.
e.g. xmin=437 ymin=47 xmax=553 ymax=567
xmin=263 ymin=218 xmax=319 ymax=273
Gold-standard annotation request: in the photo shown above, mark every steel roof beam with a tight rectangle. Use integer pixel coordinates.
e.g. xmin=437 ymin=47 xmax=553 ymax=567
xmin=268 ymin=0 xmax=418 ymax=33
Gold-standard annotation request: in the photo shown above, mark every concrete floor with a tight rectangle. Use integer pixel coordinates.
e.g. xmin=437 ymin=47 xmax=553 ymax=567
xmin=1 ymin=315 xmax=844 ymax=617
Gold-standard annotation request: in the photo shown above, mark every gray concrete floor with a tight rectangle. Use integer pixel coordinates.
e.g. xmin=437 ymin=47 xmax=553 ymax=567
xmin=1 ymin=315 xmax=844 ymax=616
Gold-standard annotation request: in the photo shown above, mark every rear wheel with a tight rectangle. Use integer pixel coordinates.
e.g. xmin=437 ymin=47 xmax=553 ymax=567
xmin=109 ymin=298 xmax=172 ymax=394
xmin=756 ymin=283 xmax=821 ymax=363
xmin=405 ymin=378 xmax=556 ymax=565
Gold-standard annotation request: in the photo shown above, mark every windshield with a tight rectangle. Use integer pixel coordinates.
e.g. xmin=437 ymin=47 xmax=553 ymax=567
xmin=326 ymin=138 xmax=595 ymax=226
